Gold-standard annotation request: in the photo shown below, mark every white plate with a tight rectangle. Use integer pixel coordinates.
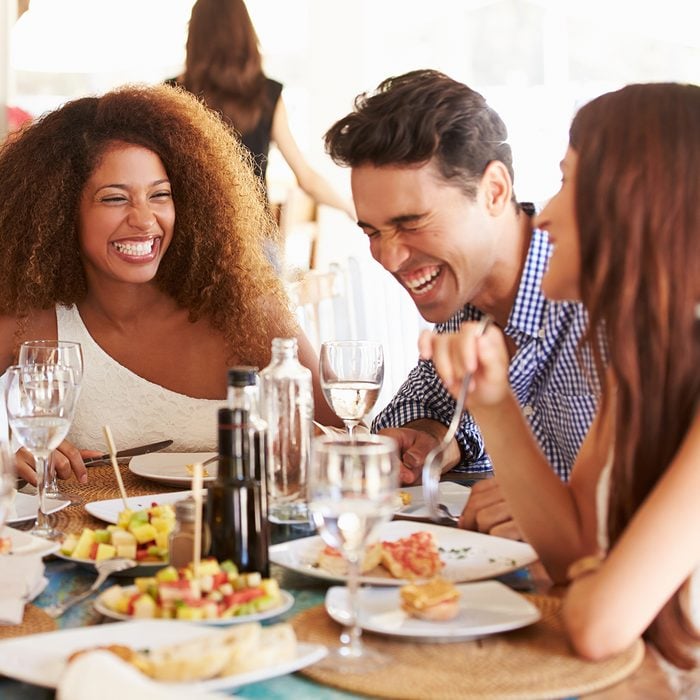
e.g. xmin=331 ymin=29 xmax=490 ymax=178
xmin=53 ymin=551 xmax=166 ymax=578
xmin=269 ymin=520 xmax=538 ymax=585
xmin=95 ymin=587 xmax=295 ymax=625
xmin=397 ymin=482 xmax=471 ymax=519
xmin=1 ymin=526 xmax=61 ymax=557
xmin=85 ymin=490 xmax=201 ymax=524
xmin=0 ymin=619 xmax=327 ymax=691
xmin=325 ymin=581 xmax=541 ymax=642
xmin=129 ymin=453 xmax=217 ymax=487
xmin=6 ymin=491 xmax=71 ymax=525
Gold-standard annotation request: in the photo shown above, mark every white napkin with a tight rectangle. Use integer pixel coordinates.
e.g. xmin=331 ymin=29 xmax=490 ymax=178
xmin=0 ymin=553 xmax=46 ymax=625
xmin=57 ymin=651 xmax=233 ymax=700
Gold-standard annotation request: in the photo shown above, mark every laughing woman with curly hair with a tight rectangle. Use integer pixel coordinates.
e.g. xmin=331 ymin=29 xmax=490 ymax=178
xmin=0 ymin=84 xmax=340 ymax=486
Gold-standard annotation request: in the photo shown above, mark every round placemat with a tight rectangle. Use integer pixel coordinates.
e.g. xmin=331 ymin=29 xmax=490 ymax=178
xmin=291 ymin=594 xmax=644 ymax=700
xmin=0 ymin=604 xmax=56 ymax=640
xmin=47 ymin=464 xmax=185 ymax=533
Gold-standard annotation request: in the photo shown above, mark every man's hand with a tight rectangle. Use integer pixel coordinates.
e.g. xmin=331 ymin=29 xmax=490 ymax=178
xmin=15 ymin=440 xmax=102 ymax=486
xmin=378 ymin=421 xmax=459 ymax=485
xmin=459 ymin=479 xmax=523 ymax=540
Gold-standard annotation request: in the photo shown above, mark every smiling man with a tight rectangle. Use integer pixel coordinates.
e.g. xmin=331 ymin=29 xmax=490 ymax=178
xmin=325 ymin=70 xmax=598 ymax=539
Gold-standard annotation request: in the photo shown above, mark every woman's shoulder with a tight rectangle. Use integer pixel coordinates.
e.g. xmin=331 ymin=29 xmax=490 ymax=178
xmin=265 ymin=77 xmax=283 ymax=102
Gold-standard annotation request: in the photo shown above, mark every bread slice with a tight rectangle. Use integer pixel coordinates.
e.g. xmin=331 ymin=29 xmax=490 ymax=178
xmin=400 ymin=578 xmax=461 ymax=621
xmin=381 ymin=531 xmax=444 ymax=579
xmin=317 ymin=540 xmax=383 ymax=576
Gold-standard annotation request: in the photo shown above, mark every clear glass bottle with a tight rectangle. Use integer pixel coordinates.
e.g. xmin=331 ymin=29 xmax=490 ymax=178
xmin=206 ymin=406 xmax=269 ymax=576
xmin=259 ymin=338 xmax=313 ymax=523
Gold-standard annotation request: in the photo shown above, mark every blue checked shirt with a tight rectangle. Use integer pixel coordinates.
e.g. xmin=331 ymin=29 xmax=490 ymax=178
xmin=371 ymin=228 xmax=599 ymax=481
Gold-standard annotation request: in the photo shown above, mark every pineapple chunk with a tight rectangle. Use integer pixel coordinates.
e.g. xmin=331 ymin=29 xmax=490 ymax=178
xmin=95 ymin=543 xmax=117 ymax=561
xmin=72 ymin=529 xmax=96 ymax=559
xmin=130 ymin=522 xmax=157 ymax=544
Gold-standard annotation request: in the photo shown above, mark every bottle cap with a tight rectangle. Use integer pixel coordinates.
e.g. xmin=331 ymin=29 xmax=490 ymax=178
xmin=175 ymin=496 xmax=197 ymax=523
xmin=227 ymin=366 xmax=258 ymax=387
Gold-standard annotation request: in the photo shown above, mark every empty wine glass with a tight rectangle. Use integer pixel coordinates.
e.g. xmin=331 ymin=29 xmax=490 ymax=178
xmin=319 ymin=341 xmax=384 ymax=436
xmin=308 ymin=433 xmax=398 ymax=671
xmin=0 ymin=442 xmax=17 ymax=538
xmin=19 ymin=340 xmax=83 ymax=502
xmin=5 ymin=364 xmax=78 ymax=539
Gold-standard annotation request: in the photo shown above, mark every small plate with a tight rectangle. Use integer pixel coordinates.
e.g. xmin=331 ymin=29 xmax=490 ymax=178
xmin=129 ymin=453 xmax=217 ymax=487
xmin=1 ymin=526 xmax=61 ymax=557
xmin=95 ymin=587 xmax=295 ymax=625
xmin=325 ymin=581 xmax=541 ymax=642
xmin=0 ymin=619 xmax=327 ymax=690
xmin=53 ymin=551 xmax=166 ymax=577
xmin=85 ymin=490 xmax=201 ymax=525
xmin=397 ymin=482 xmax=471 ymax=519
xmin=269 ymin=520 xmax=538 ymax=585
xmin=6 ymin=492 xmax=71 ymax=525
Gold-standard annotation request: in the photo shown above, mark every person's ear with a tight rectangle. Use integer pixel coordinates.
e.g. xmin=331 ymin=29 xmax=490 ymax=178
xmin=480 ymin=161 xmax=512 ymax=216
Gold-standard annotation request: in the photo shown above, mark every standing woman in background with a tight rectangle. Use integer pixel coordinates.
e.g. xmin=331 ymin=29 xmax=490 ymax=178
xmin=170 ymin=0 xmax=354 ymax=218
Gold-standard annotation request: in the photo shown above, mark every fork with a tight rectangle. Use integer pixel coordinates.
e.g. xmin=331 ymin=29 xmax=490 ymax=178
xmin=44 ymin=557 xmax=135 ymax=618
xmin=422 ymin=315 xmax=492 ymax=522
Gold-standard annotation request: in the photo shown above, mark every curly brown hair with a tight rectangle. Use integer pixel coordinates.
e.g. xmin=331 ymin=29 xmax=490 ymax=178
xmin=572 ymin=83 xmax=700 ymax=668
xmin=0 ymin=83 xmax=296 ymax=365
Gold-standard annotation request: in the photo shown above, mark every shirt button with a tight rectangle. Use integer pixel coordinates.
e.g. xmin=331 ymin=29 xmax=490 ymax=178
xmin=523 ymin=405 xmax=534 ymax=417
xmin=537 ymin=328 xmax=545 ymax=338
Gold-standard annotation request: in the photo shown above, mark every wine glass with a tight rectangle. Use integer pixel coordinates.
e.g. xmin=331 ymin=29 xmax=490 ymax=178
xmin=319 ymin=341 xmax=384 ymax=436
xmin=308 ymin=433 xmax=399 ymax=671
xmin=0 ymin=442 xmax=17 ymax=544
xmin=4 ymin=364 xmax=78 ymax=539
xmin=19 ymin=340 xmax=83 ymax=502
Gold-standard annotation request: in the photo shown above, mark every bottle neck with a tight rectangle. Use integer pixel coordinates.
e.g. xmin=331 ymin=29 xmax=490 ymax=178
xmin=227 ymin=385 xmax=260 ymax=415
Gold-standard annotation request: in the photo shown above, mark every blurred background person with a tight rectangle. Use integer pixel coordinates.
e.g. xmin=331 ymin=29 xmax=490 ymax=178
xmin=169 ymin=0 xmax=354 ymax=220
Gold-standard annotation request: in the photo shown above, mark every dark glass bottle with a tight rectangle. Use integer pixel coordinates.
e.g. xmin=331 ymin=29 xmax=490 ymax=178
xmin=206 ymin=406 xmax=270 ymax=576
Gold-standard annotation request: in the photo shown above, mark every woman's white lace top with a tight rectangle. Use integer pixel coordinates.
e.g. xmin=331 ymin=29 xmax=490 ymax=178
xmin=57 ymin=304 xmax=220 ymax=452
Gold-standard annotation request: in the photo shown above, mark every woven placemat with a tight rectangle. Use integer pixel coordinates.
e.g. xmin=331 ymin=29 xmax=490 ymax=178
xmin=291 ymin=594 xmax=644 ymax=700
xmin=0 ymin=604 xmax=56 ymax=640
xmin=51 ymin=464 xmax=185 ymax=533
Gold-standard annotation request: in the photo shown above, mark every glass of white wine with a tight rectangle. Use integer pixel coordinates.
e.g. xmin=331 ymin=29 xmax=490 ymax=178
xmin=319 ymin=341 xmax=384 ymax=436
xmin=4 ymin=364 xmax=78 ymax=539
xmin=308 ymin=433 xmax=398 ymax=671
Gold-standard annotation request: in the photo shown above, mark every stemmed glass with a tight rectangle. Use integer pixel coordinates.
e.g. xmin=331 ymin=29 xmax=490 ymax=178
xmin=308 ymin=433 xmax=398 ymax=671
xmin=319 ymin=341 xmax=384 ymax=436
xmin=18 ymin=340 xmax=83 ymax=502
xmin=0 ymin=442 xmax=17 ymax=538
xmin=5 ymin=364 xmax=78 ymax=539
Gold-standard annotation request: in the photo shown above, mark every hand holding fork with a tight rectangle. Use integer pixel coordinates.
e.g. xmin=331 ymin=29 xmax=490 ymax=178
xmin=421 ymin=315 xmax=493 ymax=524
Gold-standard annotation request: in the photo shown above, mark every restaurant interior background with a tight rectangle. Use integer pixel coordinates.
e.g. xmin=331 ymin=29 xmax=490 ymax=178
xmin=1 ymin=0 xmax=698 ymax=417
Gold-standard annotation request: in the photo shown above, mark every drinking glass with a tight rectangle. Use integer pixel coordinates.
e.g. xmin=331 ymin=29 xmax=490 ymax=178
xmin=5 ymin=364 xmax=78 ymax=539
xmin=308 ymin=433 xmax=398 ymax=671
xmin=0 ymin=442 xmax=17 ymax=536
xmin=319 ymin=341 xmax=384 ymax=436
xmin=19 ymin=340 xmax=83 ymax=501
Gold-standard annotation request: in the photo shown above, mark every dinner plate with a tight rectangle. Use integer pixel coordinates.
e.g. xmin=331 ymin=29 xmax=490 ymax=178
xmin=325 ymin=581 xmax=541 ymax=642
xmin=53 ymin=551 xmax=166 ymax=578
xmin=94 ymin=587 xmax=295 ymax=625
xmin=0 ymin=619 xmax=327 ymax=691
xmin=397 ymin=482 xmax=471 ymax=519
xmin=85 ymin=490 xmax=203 ymax=524
xmin=1 ymin=526 xmax=61 ymax=557
xmin=6 ymin=491 xmax=71 ymax=525
xmin=269 ymin=520 xmax=538 ymax=585
xmin=129 ymin=452 xmax=218 ymax=487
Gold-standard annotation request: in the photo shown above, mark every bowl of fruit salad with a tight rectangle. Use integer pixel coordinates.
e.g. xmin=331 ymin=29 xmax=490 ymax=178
xmin=57 ymin=504 xmax=175 ymax=576
xmin=94 ymin=557 xmax=294 ymax=624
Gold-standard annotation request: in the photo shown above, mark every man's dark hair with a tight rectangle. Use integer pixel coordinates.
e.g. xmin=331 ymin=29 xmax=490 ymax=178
xmin=325 ymin=69 xmax=515 ymax=200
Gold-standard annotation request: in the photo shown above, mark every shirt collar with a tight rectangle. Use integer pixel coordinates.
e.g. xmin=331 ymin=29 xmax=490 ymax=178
xmin=504 ymin=228 xmax=550 ymax=339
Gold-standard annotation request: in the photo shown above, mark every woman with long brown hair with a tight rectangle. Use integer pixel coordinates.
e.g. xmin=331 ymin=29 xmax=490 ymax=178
xmin=421 ymin=82 xmax=700 ymax=686
xmin=0 ymin=84 xmax=341 ymax=486
xmin=170 ymin=0 xmax=353 ymax=217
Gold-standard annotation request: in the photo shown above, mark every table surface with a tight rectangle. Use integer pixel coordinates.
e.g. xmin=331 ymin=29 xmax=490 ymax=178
xmin=0 ymin=467 xmax=674 ymax=699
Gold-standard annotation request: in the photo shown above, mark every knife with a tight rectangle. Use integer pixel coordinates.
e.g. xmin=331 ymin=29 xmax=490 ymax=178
xmin=83 ymin=439 xmax=174 ymax=466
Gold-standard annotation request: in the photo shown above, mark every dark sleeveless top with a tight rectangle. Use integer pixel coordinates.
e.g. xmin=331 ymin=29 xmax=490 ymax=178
xmin=165 ymin=77 xmax=283 ymax=188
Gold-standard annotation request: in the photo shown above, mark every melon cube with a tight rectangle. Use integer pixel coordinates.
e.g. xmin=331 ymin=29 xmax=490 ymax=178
xmin=72 ymin=529 xmax=96 ymax=559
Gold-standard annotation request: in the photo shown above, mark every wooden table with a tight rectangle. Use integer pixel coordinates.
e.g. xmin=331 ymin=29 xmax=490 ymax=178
xmin=0 ymin=466 xmax=674 ymax=699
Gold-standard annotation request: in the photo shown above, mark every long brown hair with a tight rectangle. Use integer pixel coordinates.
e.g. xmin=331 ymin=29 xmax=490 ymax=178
xmin=182 ymin=0 xmax=269 ymax=133
xmin=572 ymin=83 xmax=700 ymax=668
xmin=0 ymin=84 xmax=295 ymax=366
